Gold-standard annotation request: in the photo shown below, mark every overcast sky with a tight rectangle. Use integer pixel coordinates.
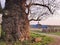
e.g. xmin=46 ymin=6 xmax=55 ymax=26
xmin=0 ymin=0 xmax=60 ymax=25
xmin=0 ymin=0 xmax=5 ymax=9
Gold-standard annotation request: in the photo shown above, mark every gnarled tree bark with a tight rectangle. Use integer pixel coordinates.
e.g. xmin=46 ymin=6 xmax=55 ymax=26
xmin=2 ymin=0 xmax=30 ymax=44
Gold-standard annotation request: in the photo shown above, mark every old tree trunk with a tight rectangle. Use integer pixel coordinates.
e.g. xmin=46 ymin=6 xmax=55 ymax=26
xmin=2 ymin=0 xmax=30 ymax=43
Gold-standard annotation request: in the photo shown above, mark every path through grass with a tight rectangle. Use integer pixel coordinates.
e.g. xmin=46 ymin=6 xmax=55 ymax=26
xmin=0 ymin=32 xmax=53 ymax=45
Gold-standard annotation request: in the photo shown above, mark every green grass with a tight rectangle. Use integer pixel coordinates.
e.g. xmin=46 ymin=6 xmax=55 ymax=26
xmin=47 ymin=32 xmax=60 ymax=36
xmin=54 ymin=32 xmax=60 ymax=35
xmin=30 ymin=33 xmax=53 ymax=45
xmin=0 ymin=26 xmax=53 ymax=45
xmin=0 ymin=32 xmax=53 ymax=45
xmin=31 ymin=30 xmax=42 ymax=33
xmin=31 ymin=30 xmax=60 ymax=36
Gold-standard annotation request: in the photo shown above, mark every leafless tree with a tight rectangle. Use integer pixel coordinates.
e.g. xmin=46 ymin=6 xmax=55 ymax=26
xmin=0 ymin=0 xmax=60 ymax=45
xmin=27 ymin=0 xmax=60 ymax=21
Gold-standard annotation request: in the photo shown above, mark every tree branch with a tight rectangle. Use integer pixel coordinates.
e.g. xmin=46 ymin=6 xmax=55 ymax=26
xmin=26 ymin=0 xmax=32 ymax=15
xmin=31 ymin=3 xmax=53 ymax=14
xmin=29 ymin=18 xmax=41 ymax=21
xmin=29 ymin=12 xmax=49 ymax=21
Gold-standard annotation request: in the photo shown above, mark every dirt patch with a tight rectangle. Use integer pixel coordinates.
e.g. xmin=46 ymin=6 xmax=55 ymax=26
xmin=48 ymin=36 xmax=60 ymax=45
xmin=32 ymin=32 xmax=60 ymax=45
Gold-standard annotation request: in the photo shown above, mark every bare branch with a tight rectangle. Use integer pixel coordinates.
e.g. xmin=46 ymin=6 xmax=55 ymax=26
xmin=27 ymin=0 xmax=60 ymax=21
xmin=29 ymin=18 xmax=41 ymax=21
xmin=29 ymin=12 xmax=49 ymax=21
xmin=26 ymin=0 xmax=32 ymax=15
xmin=31 ymin=3 xmax=53 ymax=14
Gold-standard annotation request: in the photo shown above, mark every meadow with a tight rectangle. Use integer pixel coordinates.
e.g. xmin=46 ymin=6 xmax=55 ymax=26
xmin=0 ymin=26 xmax=53 ymax=45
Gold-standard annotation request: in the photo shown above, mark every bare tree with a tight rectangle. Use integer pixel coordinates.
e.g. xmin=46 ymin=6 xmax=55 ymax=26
xmin=28 ymin=0 xmax=60 ymax=21
xmin=0 ymin=0 xmax=60 ymax=45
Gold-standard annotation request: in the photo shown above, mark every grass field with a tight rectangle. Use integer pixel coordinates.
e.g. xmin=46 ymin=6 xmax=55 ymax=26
xmin=0 ymin=26 xmax=53 ymax=45
xmin=31 ymin=30 xmax=60 ymax=36
xmin=47 ymin=32 xmax=60 ymax=36
xmin=0 ymin=33 xmax=53 ymax=45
